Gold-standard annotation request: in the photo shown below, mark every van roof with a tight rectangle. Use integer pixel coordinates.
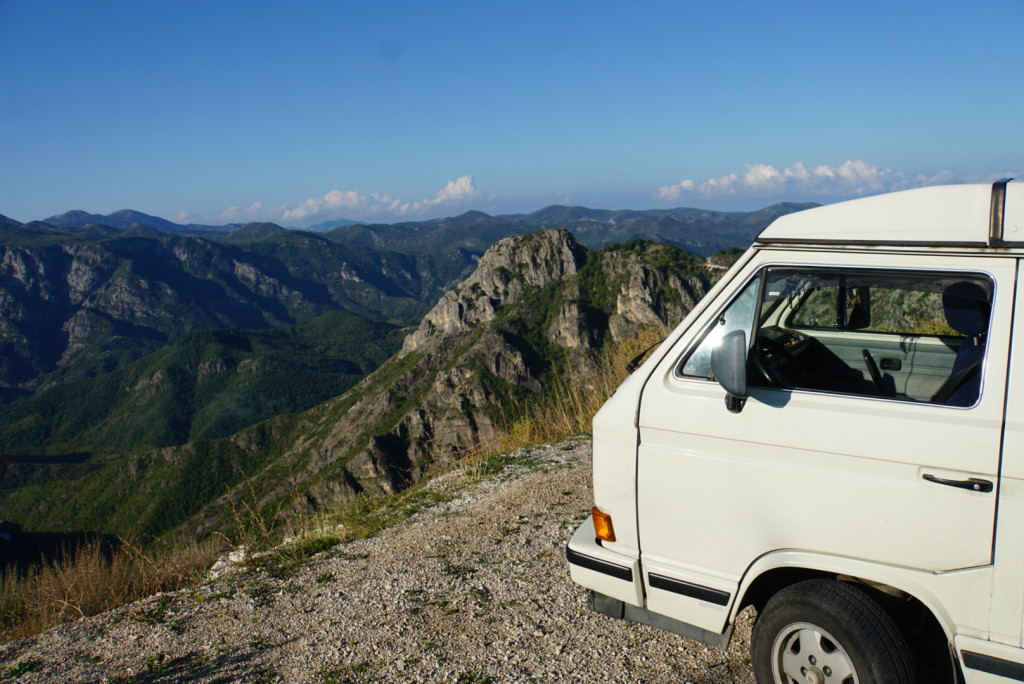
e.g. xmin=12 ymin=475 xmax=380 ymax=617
xmin=757 ymin=180 xmax=1022 ymax=248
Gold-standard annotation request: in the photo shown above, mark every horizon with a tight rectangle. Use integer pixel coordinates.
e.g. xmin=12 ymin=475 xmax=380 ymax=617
xmin=0 ymin=196 xmax=822 ymax=231
xmin=2 ymin=2 xmax=1021 ymax=227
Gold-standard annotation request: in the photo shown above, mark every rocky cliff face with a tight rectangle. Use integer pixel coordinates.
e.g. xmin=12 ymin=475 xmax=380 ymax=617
xmin=400 ymin=229 xmax=588 ymax=353
xmin=276 ymin=231 xmax=589 ymax=507
xmin=595 ymin=246 xmax=709 ymax=341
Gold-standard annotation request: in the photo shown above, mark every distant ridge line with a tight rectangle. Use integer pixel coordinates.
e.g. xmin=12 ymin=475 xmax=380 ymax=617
xmin=8 ymin=202 xmax=820 ymax=238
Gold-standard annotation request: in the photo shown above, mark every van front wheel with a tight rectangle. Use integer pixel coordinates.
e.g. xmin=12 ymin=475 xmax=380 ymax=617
xmin=750 ymin=579 xmax=915 ymax=684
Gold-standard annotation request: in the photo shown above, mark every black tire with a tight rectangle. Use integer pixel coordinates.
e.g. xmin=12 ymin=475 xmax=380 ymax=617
xmin=751 ymin=579 xmax=916 ymax=684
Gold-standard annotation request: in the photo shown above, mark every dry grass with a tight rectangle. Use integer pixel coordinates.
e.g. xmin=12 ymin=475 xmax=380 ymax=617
xmin=0 ymin=538 xmax=219 ymax=643
xmin=493 ymin=326 xmax=668 ymax=452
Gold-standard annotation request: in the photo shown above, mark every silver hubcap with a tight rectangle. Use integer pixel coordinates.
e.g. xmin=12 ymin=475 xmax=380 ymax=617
xmin=772 ymin=622 xmax=858 ymax=684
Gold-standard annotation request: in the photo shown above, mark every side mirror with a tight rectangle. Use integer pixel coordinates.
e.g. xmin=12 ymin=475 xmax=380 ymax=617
xmin=712 ymin=329 xmax=748 ymax=413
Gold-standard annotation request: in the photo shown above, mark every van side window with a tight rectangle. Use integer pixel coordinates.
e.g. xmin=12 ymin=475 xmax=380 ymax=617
xmin=679 ymin=277 xmax=761 ymax=378
xmin=751 ymin=268 xmax=992 ymax=405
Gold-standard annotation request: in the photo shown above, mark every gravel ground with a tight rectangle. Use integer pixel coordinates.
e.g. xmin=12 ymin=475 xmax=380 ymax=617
xmin=1 ymin=439 xmax=756 ymax=683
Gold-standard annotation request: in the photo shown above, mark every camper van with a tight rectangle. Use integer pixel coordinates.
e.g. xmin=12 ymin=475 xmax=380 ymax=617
xmin=567 ymin=180 xmax=1024 ymax=683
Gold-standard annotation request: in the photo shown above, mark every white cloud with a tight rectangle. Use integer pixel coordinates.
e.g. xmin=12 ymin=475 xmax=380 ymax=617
xmin=282 ymin=192 xmax=366 ymax=222
xmin=386 ymin=175 xmax=480 ymax=216
xmin=220 ymin=202 xmax=274 ymax=221
xmin=323 ymin=190 xmax=362 ymax=207
xmin=212 ymin=176 xmax=479 ymax=226
xmin=439 ymin=176 xmax=476 ymax=201
xmin=656 ymin=161 xmax=955 ymax=202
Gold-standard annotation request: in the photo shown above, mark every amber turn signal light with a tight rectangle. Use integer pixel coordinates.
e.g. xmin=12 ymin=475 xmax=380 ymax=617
xmin=591 ymin=506 xmax=616 ymax=542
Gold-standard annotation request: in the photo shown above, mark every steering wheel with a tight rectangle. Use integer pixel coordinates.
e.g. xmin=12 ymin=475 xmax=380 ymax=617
xmin=753 ymin=335 xmax=799 ymax=385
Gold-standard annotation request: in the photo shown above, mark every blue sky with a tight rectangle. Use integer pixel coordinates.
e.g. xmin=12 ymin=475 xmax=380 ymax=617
xmin=1 ymin=1 xmax=1021 ymax=227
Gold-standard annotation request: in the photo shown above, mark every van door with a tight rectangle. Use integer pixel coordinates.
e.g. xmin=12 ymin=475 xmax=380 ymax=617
xmin=636 ymin=251 xmax=1015 ymax=635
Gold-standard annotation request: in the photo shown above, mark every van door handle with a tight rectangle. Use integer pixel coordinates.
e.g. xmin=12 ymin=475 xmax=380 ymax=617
xmin=880 ymin=358 xmax=901 ymax=371
xmin=922 ymin=474 xmax=993 ymax=493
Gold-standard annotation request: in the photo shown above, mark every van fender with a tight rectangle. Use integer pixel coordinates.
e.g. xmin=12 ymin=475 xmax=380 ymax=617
xmin=730 ymin=550 xmax=992 ymax=643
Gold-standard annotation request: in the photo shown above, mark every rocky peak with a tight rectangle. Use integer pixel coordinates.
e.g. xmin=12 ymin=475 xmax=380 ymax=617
xmin=401 ymin=229 xmax=586 ymax=353
xmin=598 ymin=245 xmax=709 ymax=341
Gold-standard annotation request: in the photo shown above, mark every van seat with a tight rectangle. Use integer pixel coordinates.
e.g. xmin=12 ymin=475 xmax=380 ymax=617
xmin=932 ymin=282 xmax=990 ymax=406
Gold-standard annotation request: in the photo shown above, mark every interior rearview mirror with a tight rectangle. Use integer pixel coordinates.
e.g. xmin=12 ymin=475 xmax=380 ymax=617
xmin=712 ymin=329 xmax=748 ymax=413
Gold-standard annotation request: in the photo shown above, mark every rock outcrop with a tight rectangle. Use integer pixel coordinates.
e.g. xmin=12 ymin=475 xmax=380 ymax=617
xmin=293 ymin=232 xmax=586 ymax=502
xmin=596 ymin=246 xmax=709 ymax=341
xmin=401 ymin=229 xmax=587 ymax=353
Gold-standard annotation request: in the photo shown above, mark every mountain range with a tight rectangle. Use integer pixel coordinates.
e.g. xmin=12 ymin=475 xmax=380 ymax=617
xmin=1 ymin=229 xmax=730 ymax=543
xmin=0 ymin=202 xmax=812 ymax=399
xmin=0 ymin=223 xmax=477 ymax=401
xmin=35 ymin=210 xmax=238 ymax=235
xmin=330 ymin=202 xmax=815 ymax=256
xmin=5 ymin=202 xmax=816 ymax=255
xmin=0 ymin=202 xmax=813 ymax=545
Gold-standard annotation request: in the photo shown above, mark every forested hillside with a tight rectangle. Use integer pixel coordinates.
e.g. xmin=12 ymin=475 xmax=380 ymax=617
xmin=0 ymin=311 xmax=404 ymax=455
xmin=0 ymin=224 xmax=475 ymax=400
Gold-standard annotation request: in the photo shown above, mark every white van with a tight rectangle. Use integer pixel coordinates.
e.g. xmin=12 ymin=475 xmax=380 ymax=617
xmin=567 ymin=180 xmax=1024 ymax=683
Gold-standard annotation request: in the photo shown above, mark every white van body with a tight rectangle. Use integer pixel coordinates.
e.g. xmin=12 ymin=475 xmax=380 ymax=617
xmin=568 ymin=181 xmax=1024 ymax=683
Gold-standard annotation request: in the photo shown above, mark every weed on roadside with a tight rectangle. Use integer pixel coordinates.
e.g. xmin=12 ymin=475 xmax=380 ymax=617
xmin=145 ymin=652 xmax=167 ymax=675
xmin=246 ymin=664 xmax=279 ymax=684
xmin=249 ymin=535 xmax=344 ymax=579
xmin=249 ymin=634 xmax=269 ymax=649
xmin=440 ymin=563 xmax=476 ymax=580
xmin=326 ymin=487 xmax=454 ymax=542
xmin=320 ymin=660 xmax=378 ymax=683
xmin=108 ymin=675 xmax=137 ymax=684
xmin=3 ymin=659 xmax=42 ymax=678
xmin=222 ymin=479 xmax=286 ymax=558
xmin=134 ymin=596 xmax=187 ymax=634
xmin=244 ymin=581 xmax=277 ymax=607
xmin=135 ymin=596 xmax=171 ymax=624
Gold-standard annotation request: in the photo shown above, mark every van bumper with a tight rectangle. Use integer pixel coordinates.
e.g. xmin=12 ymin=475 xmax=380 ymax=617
xmin=566 ymin=516 xmax=734 ymax=649
xmin=566 ymin=516 xmax=644 ymax=608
